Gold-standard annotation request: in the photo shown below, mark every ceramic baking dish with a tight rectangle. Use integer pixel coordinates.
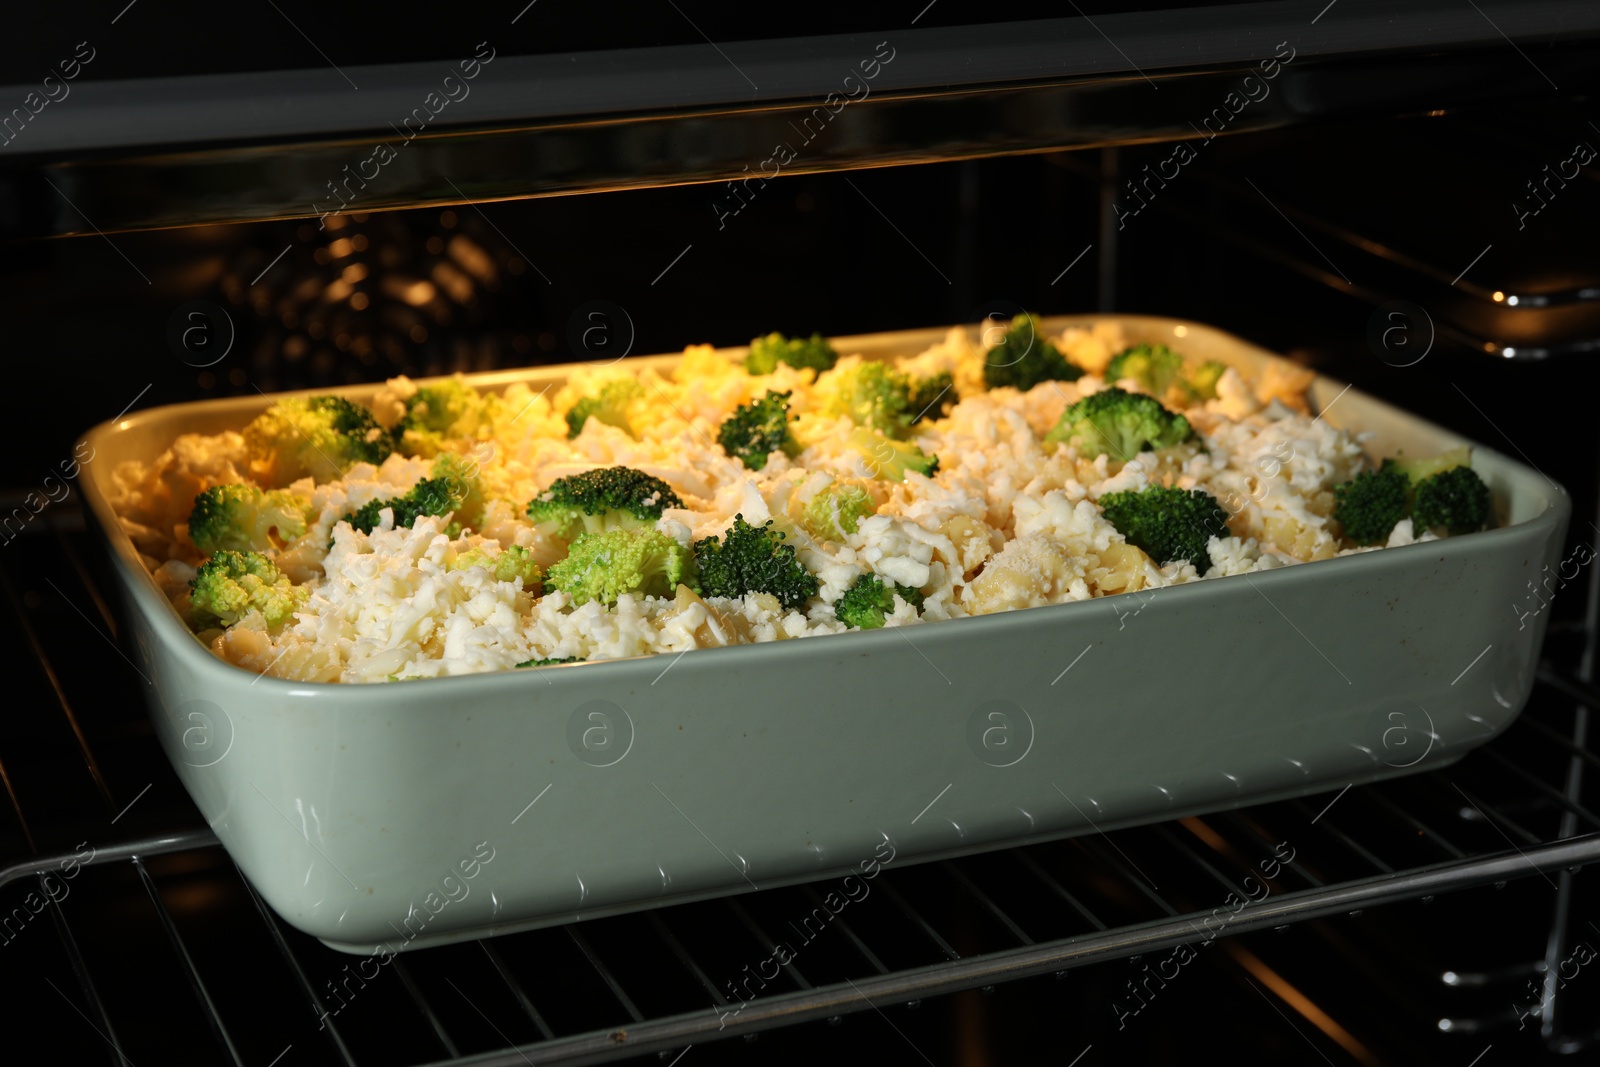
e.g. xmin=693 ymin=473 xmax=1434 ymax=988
xmin=78 ymin=315 xmax=1570 ymax=954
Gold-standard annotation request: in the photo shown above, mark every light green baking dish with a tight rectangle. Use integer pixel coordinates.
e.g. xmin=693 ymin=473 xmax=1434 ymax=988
xmin=77 ymin=315 xmax=1570 ymax=954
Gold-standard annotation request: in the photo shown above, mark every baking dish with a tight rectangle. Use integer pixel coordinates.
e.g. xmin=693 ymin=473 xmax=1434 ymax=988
xmin=78 ymin=315 xmax=1570 ymax=954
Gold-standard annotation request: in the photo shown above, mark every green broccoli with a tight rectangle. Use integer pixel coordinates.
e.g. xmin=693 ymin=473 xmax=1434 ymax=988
xmin=515 ymin=656 xmax=584 ymax=668
xmin=718 ymin=390 xmax=800 ymax=470
xmin=525 ymin=467 xmax=684 ymax=543
xmin=1333 ymin=465 xmax=1409 ymax=545
xmin=341 ymin=472 xmax=471 ymax=535
xmin=545 ymin=528 xmax=694 ymax=606
xmin=1107 ymin=344 xmax=1186 ymax=397
xmin=1098 ymin=486 xmax=1229 ymax=575
xmin=244 ymin=395 xmax=393 ymax=484
xmin=1043 ymin=387 xmax=1193 ymax=461
xmin=1185 ymin=360 xmax=1228 ymax=402
xmin=1385 ymin=448 xmax=1489 ymax=536
xmin=189 ymin=550 xmax=306 ymax=628
xmin=395 ymin=379 xmax=492 ymax=456
xmin=1333 ymin=448 xmax=1491 ymax=544
xmin=566 ymin=379 xmax=644 ymax=438
xmin=427 ymin=452 xmax=487 ymax=530
xmin=1413 ymin=466 xmax=1491 ymax=535
xmin=188 ymin=484 xmax=314 ymax=554
xmin=983 ymin=313 xmax=1083 ymax=391
xmin=821 ymin=361 xmax=916 ymax=438
xmin=450 ymin=545 xmax=543 ymax=588
xmin=907 ymin=371 xmax=956 ymax=424
xmin=815 ymin=362 xmax=954 ymax=438
xmin=843 ymin=427 xmax=939 ymax=481
xmin=799 ymin=482 xmax=877 ymax=542
xmin=746 ymin=332 xmax=839 ymax=375
xmin=833 ymin=572 xmax=923 ymax=629
xmin=693 ymin=514 xmax=819 ymax=609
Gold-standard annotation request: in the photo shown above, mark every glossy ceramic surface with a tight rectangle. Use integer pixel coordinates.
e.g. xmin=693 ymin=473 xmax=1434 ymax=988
xmin=78 ymin=316 xmax=1570 ymax=953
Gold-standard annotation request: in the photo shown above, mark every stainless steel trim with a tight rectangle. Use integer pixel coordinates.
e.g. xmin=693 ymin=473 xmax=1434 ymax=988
xmin=5 ymin=0 xmax=1596 ymax=158
xmin=9 ymin=4 xmax=1598 ymax=237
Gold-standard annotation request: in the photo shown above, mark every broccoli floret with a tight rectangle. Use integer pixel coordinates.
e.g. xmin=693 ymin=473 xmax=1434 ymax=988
xmin=525 ymin=467 xmax=684 ymax=543
xmin=493 ymin=546 xmax=543 ymax=586
xmin=799 ymin=482 xmax=877 ymax=542
xmin=396 ymin=379 xmax=493 ymax=457
xmin=746 ymin=332 xmax=838 ymax=375
xmin=1333 ymin=465 xmax=1409 ymax=545
xmin=1107 ymin=344 xmax=1186 ymax=397
xmin=189 ymin=550 xmax=305 ymax=628
xmin=428 ymin=452 xmax=487 ymax=530
xmin=820 ymin=361 xmax=916 ymax=438
xmin=188 ymin=484 xmax=313 ymax=554
xmin=907 ymin=371 xmax=956 ymax=424
xmin=1043 ymin=387 xmax=1193 ymax=461
xmin=1413 ymin=465 xmax=1491 ymax=535
xmin=1185 ymin=360 xmax=1228 ymax=402
xmin=515 ymin=656 xmax=584 ymax=668
xmin=1332 ymin=449 xmax=1487 ymax=545
xmin=718 ymin=391 xmax=800 ymax=470
xmin=545 ymin=528 xmax=694 ymax=606
xmin=815 ymin=362 xmax=952 ymax=438
xmin=843 ymin=427 xmax=939 ymax=481
xmin=833 ymin=572 xmax=923 ymax=629
xmin=341 ymin=472 xmax=471 ymax=535
xmin=693 ymin=515 xmax=819 ymax=609
xmin=244 ymin=395 xmax=392 ymax=484
xmin=565 ymin=379 xmax=644 ymax=438
xmin=1098 ymin=486 xmax=1229 ymax=575
xmin=450 ymin=545 xmax=543 ymax=588
xmin=983 ymin=313 xmax=1083 ymax=391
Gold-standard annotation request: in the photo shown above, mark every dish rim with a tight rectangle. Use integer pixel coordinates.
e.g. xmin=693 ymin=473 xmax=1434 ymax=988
xmin=77 ymin=313 xmax=1571 ymax=699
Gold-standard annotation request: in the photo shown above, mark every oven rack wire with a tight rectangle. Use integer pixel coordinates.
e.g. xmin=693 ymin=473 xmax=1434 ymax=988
xmin=2 ymin=509 xmax=1596 ymax=1065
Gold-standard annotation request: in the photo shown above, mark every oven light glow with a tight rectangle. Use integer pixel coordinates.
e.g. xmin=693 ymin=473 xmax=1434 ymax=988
xmin=1492 ymin=291 xmax=1504 ymax=302
xmin=1173 ymin=325 xmax=1188 ymax=337
xmin=431 ymin=261 xmax=473 ymax=303
xmin=1503 ymin=347 xmax=1517 ymax=358
xmin=1506 ymin=295 xmax=1519 ymax=306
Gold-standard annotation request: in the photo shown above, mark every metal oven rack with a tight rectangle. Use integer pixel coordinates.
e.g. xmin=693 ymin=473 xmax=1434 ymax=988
xmin=3 ymin=508 xmax=1598 ymax=1066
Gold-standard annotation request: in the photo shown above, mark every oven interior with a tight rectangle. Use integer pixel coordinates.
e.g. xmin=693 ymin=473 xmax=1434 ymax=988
xmin=4 ymin=7 xmax=1600 ymax=1064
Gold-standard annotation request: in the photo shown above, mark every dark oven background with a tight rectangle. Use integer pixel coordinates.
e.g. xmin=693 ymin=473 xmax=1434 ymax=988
xmin=3 ymin=52 xmax=1600 ymax=1067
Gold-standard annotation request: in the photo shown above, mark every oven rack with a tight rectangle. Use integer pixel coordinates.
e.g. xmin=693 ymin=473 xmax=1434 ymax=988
xmin=3 ymin=510 xmax=1596 ymax=1065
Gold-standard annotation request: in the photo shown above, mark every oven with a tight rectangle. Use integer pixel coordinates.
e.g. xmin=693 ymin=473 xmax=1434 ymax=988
xmin=4 ymin=2 xmax=1600 ymax=1063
